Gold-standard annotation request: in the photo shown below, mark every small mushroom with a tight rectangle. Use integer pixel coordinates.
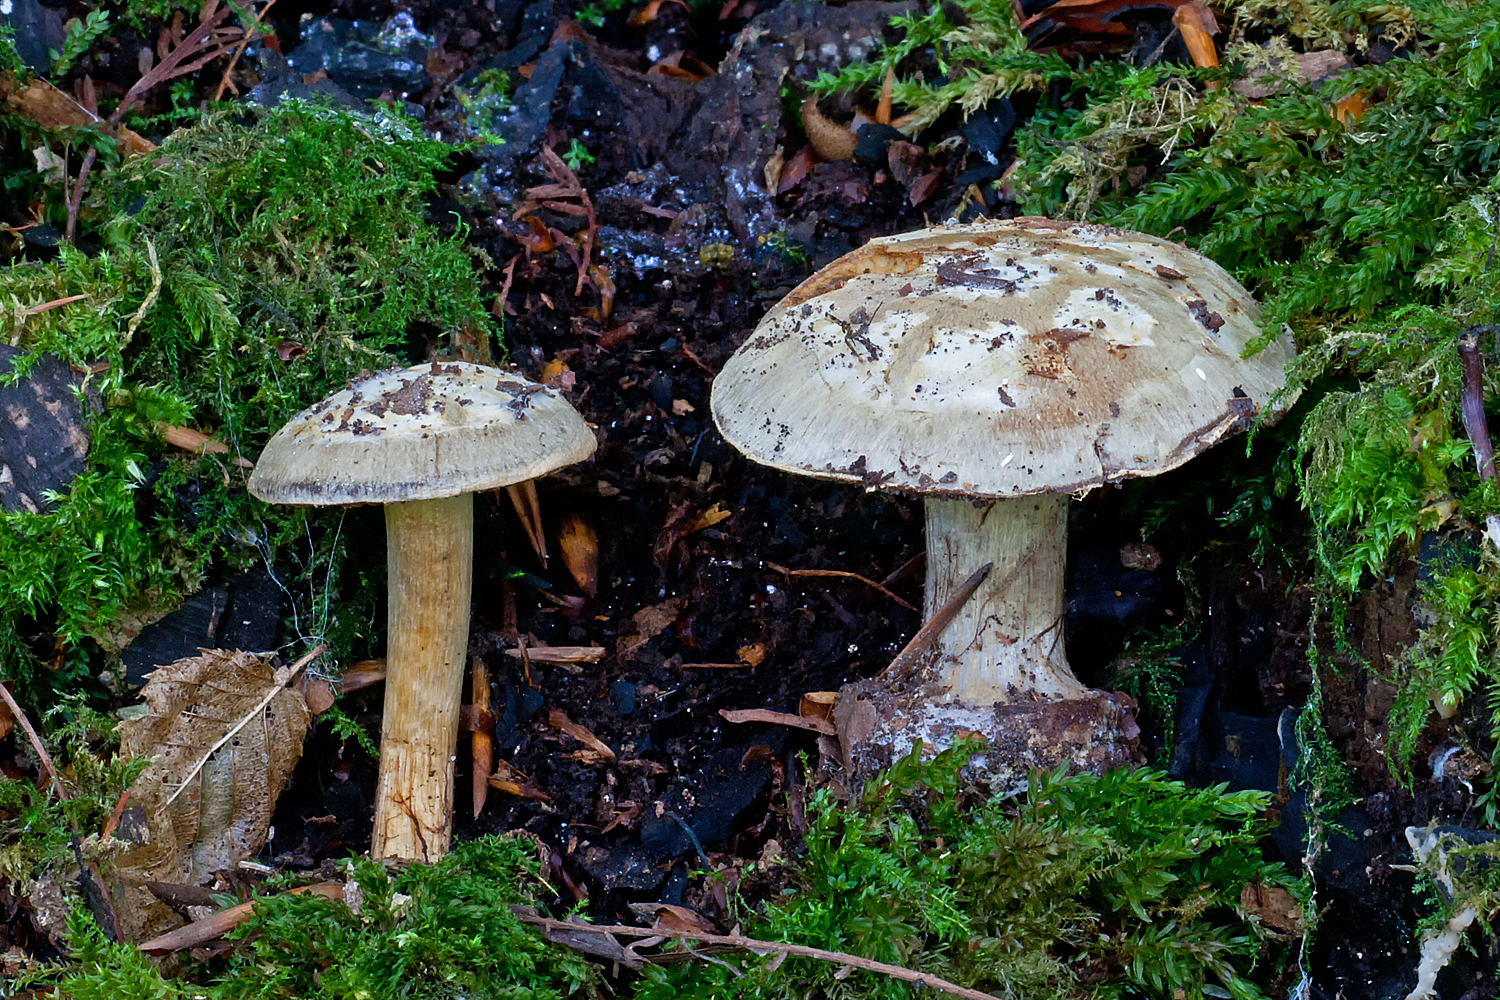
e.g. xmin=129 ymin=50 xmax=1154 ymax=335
xmin=249 ymin=361 xmax=595 ymax=859
xmin=710 ymin=217 xmax=1295 ymax=770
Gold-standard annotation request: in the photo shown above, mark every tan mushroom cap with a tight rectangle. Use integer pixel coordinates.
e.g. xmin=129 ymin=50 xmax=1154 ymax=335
xmin=712 ymin=217 xmax=1295 ymax=498
xmin=249 ymin=362 xmax=596 ymax=505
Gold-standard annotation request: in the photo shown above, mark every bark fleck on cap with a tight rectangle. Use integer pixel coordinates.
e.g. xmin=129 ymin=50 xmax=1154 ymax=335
xmin=249 ymin=362 xmax=595 ymax=505
xmin=711 ymin=217 xmax=1295 ymax=497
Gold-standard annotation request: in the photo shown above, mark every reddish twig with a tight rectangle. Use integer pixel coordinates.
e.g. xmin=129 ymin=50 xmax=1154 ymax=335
xmin=517 ymin=914 xmax=1002 ymax=1000
xmin=0 ymin=683 xmax=65 ymax=796
xmin=764 ymin=561 xmax=916 ymax=610
xmin=212 ymin=0 xmax=278 ymax=101
xmin=881 ymin=563 xmax=993 ymax=681
xmin=64 ymin=4 xmax=237 ymax=243
xmin=520 ymin=146 xmax=597 ymax=298
xmin=1459 ymin=327 xmax=1497 ymax=484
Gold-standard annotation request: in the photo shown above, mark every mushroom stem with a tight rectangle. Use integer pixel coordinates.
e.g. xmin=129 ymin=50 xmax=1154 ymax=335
xmin=923 ymin=495 xmax=1086 ymax=703
xmin=371 ymin=493 xmax=474 ymax=861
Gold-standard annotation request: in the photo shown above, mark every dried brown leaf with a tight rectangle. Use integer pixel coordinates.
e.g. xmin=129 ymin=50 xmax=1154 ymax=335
xmin=116 ymin=650 xmax=310 ymax=886
xmin=558 ymin=513 xmax=599 ymax=597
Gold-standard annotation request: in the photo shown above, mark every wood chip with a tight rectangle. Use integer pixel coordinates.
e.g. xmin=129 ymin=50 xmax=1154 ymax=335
xmin=548 ymin=708 xmax=616 ymax=759
xmin=719 ymin=707 xmax=835 ymax=735
xmin=503 ymin=645 xmax=606 ymax=664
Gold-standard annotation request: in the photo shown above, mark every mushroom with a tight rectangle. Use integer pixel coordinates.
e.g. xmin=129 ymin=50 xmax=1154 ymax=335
xmin=710 ymin=218 xmax=1295 ymax=770
xmin=249 ymin=361 xmax=595 ymax=859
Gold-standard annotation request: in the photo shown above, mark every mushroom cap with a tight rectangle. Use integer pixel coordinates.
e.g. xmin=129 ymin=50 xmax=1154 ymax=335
xmin=249 ymin=362 xmax=596 ymax=505
xmin=711 ymin=217 xmax=1295 ymax=498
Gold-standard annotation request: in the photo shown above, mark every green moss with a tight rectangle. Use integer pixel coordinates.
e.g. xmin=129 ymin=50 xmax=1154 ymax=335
xmin=0 ymin=698 xmax=150 ymax=887
xmin=637 ymin=743 xmax=1293 ymax=1000
xmin=0 ymin=101 xmax=496 ymax=693
xmin=23 ymin=836 xmax=596 ymax=1000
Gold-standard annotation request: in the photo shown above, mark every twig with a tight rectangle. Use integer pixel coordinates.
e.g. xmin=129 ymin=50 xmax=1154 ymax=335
xmin=140 ymin=883 xmax=344 ymax=951
xmin=765 ymin=561 xmax=915 ymax=611
xmin=881 ymin=563 xmax=993 ymax=681
xmin=212 ymin=0 xmax=278 ymax=101
xmin=64 ymin=5 xmax=237 ymax=243
xmin=0 ymin=682 xmax=65 ymax=796
xmin=1460 ymin=328 xmax=1496 ymax=484
xmin=165 ymin=644 xmax=324 ymax=806
xmin=517 ymin=915 xmax=1001 ymax=1000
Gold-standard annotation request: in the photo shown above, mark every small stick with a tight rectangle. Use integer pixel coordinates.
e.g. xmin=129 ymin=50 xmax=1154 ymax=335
xmin=471 ymin=656 xmax=493 ymax=819
xmin=211 ymin=0 xmax=278 ymax=102
xmin=505 ymin=481 xmax=549 ymax=566
xmin=165 ymin=644 xmax=324 ymax=806
xmin=880 ymin=550 xmax=925 ymax=588
xmin=503 ymin=645 xmax=605 ymax=664
xmin=517 ymin=915 xmax=1001 ymax=1000
xmin=100 ymin=788 xmax=133 ymax=839
xmin=0 ymin=683 xmax=64 ymax=795
xmin=881 ymin=563 xmax=993 ymax=681
xmin=764 ymin=561 xmax=916 ymax=611
xmin=1459 ymin=329 xmax=1496 ymax=484
xmin=139 ymin=883 xmax=344 ymax=951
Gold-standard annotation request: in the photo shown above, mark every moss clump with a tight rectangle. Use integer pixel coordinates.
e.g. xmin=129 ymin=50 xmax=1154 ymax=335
xmin=0 ymin=698 xmax=149 ymax=888
xmin=26 ymin=835 xmax=597 ymax=1000
xmin=636 ymin=743 xmax=1294 ymax=1000
xmin=0 ymin=100 xmax=496 ymax=695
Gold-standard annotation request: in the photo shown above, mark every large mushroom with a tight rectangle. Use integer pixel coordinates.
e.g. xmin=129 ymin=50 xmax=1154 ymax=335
xmin=250 ymin=361 xmax=595 ymax=859
xmin=711 ymin=218 xmax=1295 ymax=772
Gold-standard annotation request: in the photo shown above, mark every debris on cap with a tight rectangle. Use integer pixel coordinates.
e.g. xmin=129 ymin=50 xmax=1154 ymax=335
xmin=249 ymin=362 xmax=596 ymax=506
xmin=711 ymin=217 xmax=1296 ymax=499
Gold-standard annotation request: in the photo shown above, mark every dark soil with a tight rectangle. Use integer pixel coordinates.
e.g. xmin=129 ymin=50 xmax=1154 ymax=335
xmin=6 ymin=0 xmax=1493 ymax=994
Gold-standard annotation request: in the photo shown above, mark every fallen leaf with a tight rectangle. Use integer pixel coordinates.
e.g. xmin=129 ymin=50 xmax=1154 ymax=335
xmin=799 ymin=691 xmax=837 ymax=722
xmin=776 ymin=145 xmax=819 ymax=194
xmin=116 ymin=650 xmax=310 ymax=886
xmin=628 ymin=0 xmax=688 ymax=26
xmin=558 ymin=513 xmax=599 ymax=597
xmin=471 ymin=657 xmax=493 ymax=819
xmin=762 ymin=146 xmax=785 ymax=193
xmin=617 ymin=596 xmax=687 ymax=660
xmin=1119 ymin=542 xmax=1162 ymax=570
xmin=682 ymin=501 xmax=732 ymax=534
xmin=737 ymin=642 xmax=767 ymax=667
xmin=489 ymin=759 xmax=551 ymax=801
xmin=1240 ymin=883 xmax=1303 ymax=934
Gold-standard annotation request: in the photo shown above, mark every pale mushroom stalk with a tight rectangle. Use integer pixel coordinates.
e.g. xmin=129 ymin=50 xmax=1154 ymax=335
xmin=924 ymin=495 xmax=1085 ymax=703
xmin=249 ymin=362 xmax=595 ymax=860
xmin=710 ymin=218 xmax=1297 ymax=774
xmin=374 ymin=494 xmax=474 ymax=860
